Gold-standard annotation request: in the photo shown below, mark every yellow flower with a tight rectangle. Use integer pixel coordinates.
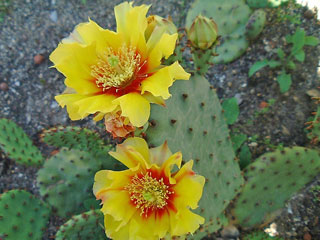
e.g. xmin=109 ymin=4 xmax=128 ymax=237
xmin=50 ymin=2 xmax=190 ymax=127
xmin=93 ymin=137 xmax=205 ymax=240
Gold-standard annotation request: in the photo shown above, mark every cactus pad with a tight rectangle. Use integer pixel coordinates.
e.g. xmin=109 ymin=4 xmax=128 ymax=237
xmin=56 ymin=210 xmax=106 ymax=240
xmin=145 ymin=74 xmax=243 ymax=239
xmin=230 ymin=147 xmax=320 ymax=228
xmin=0 ymin=189 xmax=50 ymax=240
xmin=0 ymin=118 xmax=43 ymax=166
xmin=246 ymin=0 xmax=289 ymax=8
xmin=245 ymin=9 xmax=266 ymax=40
xmin=41 ymin=126 xmax=109 ymax=156
xmin=186 ymin=0 xmax=265 ymax=63
xmin=37 ymin=148 xmax=119 ymax=217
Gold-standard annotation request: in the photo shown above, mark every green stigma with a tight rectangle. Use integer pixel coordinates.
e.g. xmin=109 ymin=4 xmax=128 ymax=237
xmin=142 ymin=192 xmax=155 ymax=202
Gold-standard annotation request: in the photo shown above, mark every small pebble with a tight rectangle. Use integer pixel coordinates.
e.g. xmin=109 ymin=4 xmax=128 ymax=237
xmin=259 ymin=101 xmax=268 ymax=109
xmin=303 ymin=232 xmax=312 ymax=240
xmin=34 ymin=54 xmax=45 ymax=64
xmin=49 ymin=10 xmax=58 ymax=22
xmin=304 ymin=9 xmax=315 ymax=19
xmin=221 ymin=225 xmax=239 ymax=238
xmin=0 ymin=82 xmax=8 ymax=91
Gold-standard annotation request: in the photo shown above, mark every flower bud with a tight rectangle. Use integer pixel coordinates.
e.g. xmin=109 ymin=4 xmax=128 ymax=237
xmin=187 ymin=15 xmax=218 ymax=50
xmin=145 ymin=15 xmax=177 ymax=41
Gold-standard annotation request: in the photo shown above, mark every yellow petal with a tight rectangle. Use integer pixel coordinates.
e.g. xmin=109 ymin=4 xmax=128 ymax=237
xmin=114 ymin=2 xmax=149 ymax=56
xmin=141 ymin=61 xmax=190 ymax=99
xmin=169 ymin=208 xmax=205 ymax=236
xmin=104 ymin=214 xmax=130 ymax=239
xmin=161 ymin=152 xmax=182 ymax=184
xmin=109 ymin=145 xmax=149 ymax=170
xmin=72 ymin=19 xmax=123 ymax=53
xmin=73 ymin=94 xmax=117 ymax=118
xmin=55 ymin=94 xmax=88 ymax=120
xmin=169 ymin=61 xmax=191 ymax=80
xmin=142 ymin=92 xmax=165 ymax=106
xmin=147 ymin=33 xmax=178 ymax=70
xmin=101 ymin=190 xmax=137 ymax=224
xmin=141 ymin=66 xmax=172 ymax=99
xmin=113 ymin=93 xmax=150 ymax=127
xmin=129 ymin=211 xmax=170 ymax=239
xmin=93 ymin=112 xmax=105 ymax=121
xmin=121 ymin=137 xmax=150 ymax=162
xmin=149 ymin=141 xmax=172 ymax=166
xmin=173 ymin=161 xmax=205 ymax=209
xmin=50 ymin=43 xmax=100 ymax=95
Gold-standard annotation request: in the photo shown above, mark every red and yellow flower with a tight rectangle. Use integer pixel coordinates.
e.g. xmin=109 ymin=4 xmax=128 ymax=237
xmin=50 ymin=2 xmax=190 ymax=128
xmin=93 ymin=137 xmax=205 ymax=239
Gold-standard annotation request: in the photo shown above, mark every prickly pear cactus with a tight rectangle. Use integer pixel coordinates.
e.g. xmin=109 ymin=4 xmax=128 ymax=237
xmin=37 ymin=148 xmax=120 ymax=217
xmin=245 ymin=9 xmax=266 ymax=40
xmin=230 ymin=147 xmax=320 ymax=228
xmin=186 ymin=0 xmax=265 ymax=63
xmin=41 ymin=126 xmax=109 ymax=156
xmin=0 ymin=189 xmax=50 ymax=240
xmin=56 ymin=210 xmax=106 ymax=240
xmin=306 ymin=106 xmax=320 ymax=144
xmin=246 ymin=0 xmax=289 ymax=8
xmin=243 ymin=231 xmax=284 ymax=240
xmin=145 ymin=74 xmax=243 ymax=239
xmin=0 ymin=118 xmax=43 ymax=166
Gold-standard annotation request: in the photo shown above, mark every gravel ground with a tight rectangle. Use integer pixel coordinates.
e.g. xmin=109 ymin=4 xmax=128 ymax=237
xmin=0 ymin=0 xmax=320 ymax=239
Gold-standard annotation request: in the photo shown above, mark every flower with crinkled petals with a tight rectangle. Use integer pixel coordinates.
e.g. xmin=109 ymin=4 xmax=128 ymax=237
xmin=50 ymin=2 xmax=190 ymax=128
xmin=93 ymin=137 xmax=205 ymax=240
xmin=104 ymin=111 xmax=135 ymax=138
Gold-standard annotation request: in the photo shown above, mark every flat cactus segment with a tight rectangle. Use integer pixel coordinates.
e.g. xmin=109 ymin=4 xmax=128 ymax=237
xmin=186 ymin=0 xmax=262 ymax=63
xmin=0 ymin=189 xmax=50 ymax=240
xmin=231 ymin=147 xmax=320 ymax=228
xmin=246 ymin=0 xmax=289 ymax=8
xmin=55 ymin=210 xmax=106 ymax=240
xmin=41 ymin=126 xmax=109 ymax=155
xmin=37 ymin=148 xmax=119 ymax=218
xmin=245 ymin=9 xmax=266 ymax=40
xmin=145 ymin=74 xmax=243 ymax=239
xmin=0 ymin=118 xmax=43 ymax=166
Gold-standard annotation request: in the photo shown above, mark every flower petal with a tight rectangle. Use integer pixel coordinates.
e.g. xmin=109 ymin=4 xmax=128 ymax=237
xmin=71 ymin=19 xmax=123 ymax=53
xmin=109 ymin=142 xmax=150 ymax=170
xmin=147 ymin=32 xmax=178 ymax=70
xmin=149 ymin=141 xmax=172 ymax=166
xmin=142 ymin=92 xmax=165 ymax=106
xmin=141 ymin=61 xmax=190 ymax=99
xmin=55 ymin=93 xmax=88 ymax=120
xmin=169 ymin=208 xmax=205 ymax=236
xmin=161 ymin=152 xmax=182 ymax=184
xmin=173 ymin=160 xmax=205 ymax=209
xmin=114 ymin=2 xmax=149 ymax=56
xmin=104 ymin=214 xmax=130 ymax=239
xmin=113 ymin=93 xmax=150 ymax=127
xmin=50 ymin=43 xmax=100 ymax=95
xmin=73 ymin=94 xmax=117 ymax=118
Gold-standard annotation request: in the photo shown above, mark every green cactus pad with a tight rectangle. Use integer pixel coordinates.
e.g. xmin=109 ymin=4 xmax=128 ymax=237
xmin=230 ymin=147 xmax=320 ymax=228
xmin=37 ymin=148 xmax=120 ymax=218
xmin=0 ymin=189 xmax=50 ymax=240
xmin=41 ymin=126 xmax=109 ymax=156
xmin=245 ymin=9 xmax=266 ymax=40
xmin=246 ymin=0 xmax=289 ymax=8
xmin=56 ymin=210 xmax=106 ymax=240
xmin=145 ymin=74 xmax=243 ymax=239
xmin=306 ymin=106 xmax=320 ymax=144
xmin=186 ymin=0 xmax=264 ymax=63
xmin=243 ymin=230 xmax=284 ymax=240
xmin=0 ymin=118 xmax=43 ymax=166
